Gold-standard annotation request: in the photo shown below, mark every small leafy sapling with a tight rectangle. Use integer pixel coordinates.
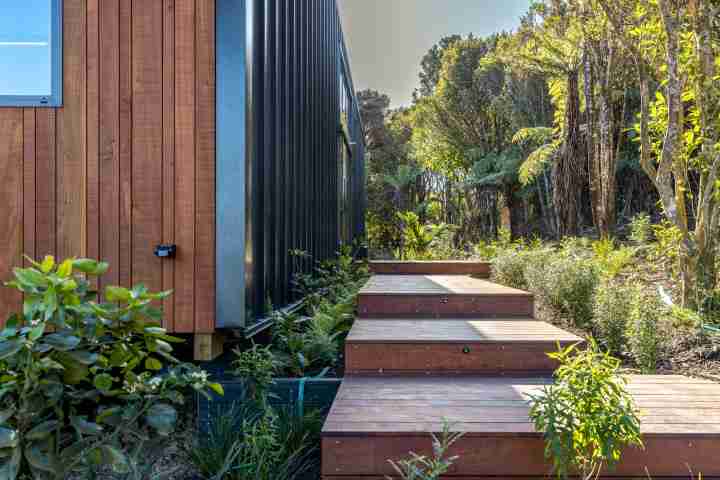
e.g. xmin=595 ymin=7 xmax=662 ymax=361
xmin=232 ymin=343 xmax=278 ymax=407
xmin=528 ymin=341 xmax=643 ymax=480
xmin=387 ymin=419 xmax=464 ymax=480
xmin=0 ymin=256 xmax=223 ymax=479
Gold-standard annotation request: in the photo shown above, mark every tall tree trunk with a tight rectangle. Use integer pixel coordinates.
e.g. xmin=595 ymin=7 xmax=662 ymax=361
xmin=688 ymin=0 xmax=720 ymax=306
xmin=596 ymin=40 xmax=617 ymax=237
xmin=583 ymin=48 xmax=601 ymax=230
xmin=554 ymin=69 xmax=584 ymax=237
xmin=584 ymin=37 xmax=618 ymax=238
xmin=658 ymin=0 xmax=692 ymax=304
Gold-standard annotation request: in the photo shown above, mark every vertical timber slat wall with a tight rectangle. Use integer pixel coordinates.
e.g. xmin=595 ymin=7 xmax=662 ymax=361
xmin=0 ymin=110 xmax=24 ymax=323
xmin=0 ymin=0 xmax=216 ymax=334
xmin=244 ymin=0 xmax=365 ymax=325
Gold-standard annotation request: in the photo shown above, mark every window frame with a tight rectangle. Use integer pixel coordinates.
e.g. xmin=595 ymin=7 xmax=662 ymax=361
xmin=0 ymin=0 xmax=63 ymax=107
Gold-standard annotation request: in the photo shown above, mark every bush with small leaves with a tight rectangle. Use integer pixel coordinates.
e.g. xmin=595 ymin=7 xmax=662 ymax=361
xmin=473 ymin=228 xmax=516 ymax=260
xmin=593 ymin=280 xmax=633 ymax=355
xmin=0 ymin=256 xmax=222 ymax=479
xmin=528 ymin=341 xmax=642 ymax=480
xmin=591 ymin=238 xmax=637 ymax=279
xmin=648 ymin=220 xmax=683 ymax=277
xmin=628 ymin=290 xmax=669 ymax=373
xmin=491 ymin=247 xmax=551 ymax=291
xmin=629 ymin=213 xmax=652 ymax=244
xmin=526 ymin=254 xmax=599 ymax=329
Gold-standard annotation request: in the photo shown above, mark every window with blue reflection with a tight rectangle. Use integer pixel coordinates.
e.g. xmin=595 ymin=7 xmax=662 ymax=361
xmin=0 ymin=0 xmax=62 ymax=107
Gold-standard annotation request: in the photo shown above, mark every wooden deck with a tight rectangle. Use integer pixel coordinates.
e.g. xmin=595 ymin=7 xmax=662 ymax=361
xmin=323 ymin=266 xmax=720 ymax=478
xmin=322 ymin=376 xmax=720 ymax=478
xmin=369 ymin=260 xmax=491 ymax=277
xmin=345 ymin=320 xmax=582 ymax=375
xmin=358 ymin=275 xmax=534 ymax=318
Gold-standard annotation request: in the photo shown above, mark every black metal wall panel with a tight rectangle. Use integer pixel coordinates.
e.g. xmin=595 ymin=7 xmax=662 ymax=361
xmin=245 ymin=0 xmax=365 ymax=325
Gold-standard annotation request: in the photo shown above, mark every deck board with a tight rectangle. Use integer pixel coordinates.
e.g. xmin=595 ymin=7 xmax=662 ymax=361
xmin=360 ymin=275 xmax=529 ymax=296
xmin=322 ymin=376 xmax=720 ymax=477
xmin=347 ymin=319 xmax=581 ymax=343
xmin=369 ymin=260 xmax=491 ymax=276
xmin=358 ymin=275 xmax=534 ymax=318
xmin=324 ymin=376 xmax=720 ymax=435
xmin=345 ymin=320 xmax=583 ymax=375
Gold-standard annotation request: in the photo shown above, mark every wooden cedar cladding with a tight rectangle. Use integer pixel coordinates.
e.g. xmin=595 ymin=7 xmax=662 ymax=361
xmin=0 ymin=0 xmax=216 ymax=334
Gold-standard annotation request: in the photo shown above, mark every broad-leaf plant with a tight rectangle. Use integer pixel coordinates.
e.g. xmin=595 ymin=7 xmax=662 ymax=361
xmin=528 ymin=341 xmax=642 ymax=480
xmin=0 ymin=256 xmax=223 ymax=479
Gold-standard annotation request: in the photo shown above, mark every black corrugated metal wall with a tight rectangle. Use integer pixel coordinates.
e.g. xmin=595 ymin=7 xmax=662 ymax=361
xmin=245 ymin=0 xmax=365 ymax=323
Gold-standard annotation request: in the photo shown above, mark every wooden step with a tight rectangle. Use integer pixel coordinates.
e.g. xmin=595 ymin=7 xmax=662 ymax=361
xmin=358 ymin=275 xmax=534 ymax=318
xmin=369 ymin=260 xmax=491 ymax=277
xmin=322 ymin=376 xmax=720 ymax=478
xmin=345 ymin=320 xmax=582 ymax=376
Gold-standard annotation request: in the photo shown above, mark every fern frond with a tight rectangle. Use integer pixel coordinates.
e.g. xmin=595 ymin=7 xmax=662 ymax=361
xmin=512 ymin=127 xmax=554 ymax=146
xmin=519 ymin=141 xmax=561 ymax=185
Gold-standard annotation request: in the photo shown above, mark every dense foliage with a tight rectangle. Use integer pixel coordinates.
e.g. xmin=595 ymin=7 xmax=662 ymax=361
xmin=362 ymin=0 xmax=720 ymax=313
xmin=188 ymin=400 xmax=322 ymax=480
xmin=269 ymin=247 xmax=369 ymax=378
xmin=486 ymin=219 xmax=720 ymax=372
xmin=0 ymin=257 xmax=221 ymax=479
xmin=190 ymin=249 xmax=371 ymax=480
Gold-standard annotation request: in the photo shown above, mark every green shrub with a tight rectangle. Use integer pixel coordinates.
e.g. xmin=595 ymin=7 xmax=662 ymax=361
xmin=648 ymin=220 xmax=683 ymax=276
xmin=591 ymin=238 xmax=637 ymax=279
xmin=189 ymin=402 xmax=261 ymax=480
xmin=269 ymin=248 xmax=367 ymax=378
xmin=267 ymin=305 xmax=347 ymax=378
xmin=628 ymin=289 xmax=669 ymax=373
xmin=292 ymin=245 xmax=369 ymax=308
xmin=474 ymin=228 xmax=514 ymax=260
xmin=232 ymin=343 xmax=278 ymax=406
xmin=309 ymin=293 xmax=356 ymax=337
xmin=526 ymin=254 xmax=599 ymax=328
xmin=528 ymin=341 xmax=642 ymax=480
xmin=189 ymin=401 xmax=320 ymax=480
xmin=699 ymin=289 xmax=720 ymax=326
xmin=491 ymin=250 xmax=528 ymax=289
xmin=593 ymin=280 xmax=633 ymax=355
xmin=629 ymin=213 xmax=652 ymax=244
xmin=426 ymin=224 xmax=463 ymax=260
xmin=491 ymin=248 xmax=550 ymax=291
xmin=395 ymin=211 xmax=455 ymax=260
xmin=558 ymin=236 xmax=593 ymax=254
xmin=387 ymin=419 xmax=464 ymax=480
xmin=0 ymin=256 xmax=221 ymax=479
xmin=190 ymin=353 xmax=323 ymax=480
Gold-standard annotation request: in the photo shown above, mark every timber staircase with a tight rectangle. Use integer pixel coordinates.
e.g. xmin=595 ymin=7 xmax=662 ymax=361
xmin=321 ymin=261 xmax=720 ymax=478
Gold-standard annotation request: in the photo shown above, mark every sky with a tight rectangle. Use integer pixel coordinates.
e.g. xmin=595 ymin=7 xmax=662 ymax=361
xmin=339 ymin=0 xmax=532 ymax=108
xmin=0 ymin=0 xmax=53 ymax=96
